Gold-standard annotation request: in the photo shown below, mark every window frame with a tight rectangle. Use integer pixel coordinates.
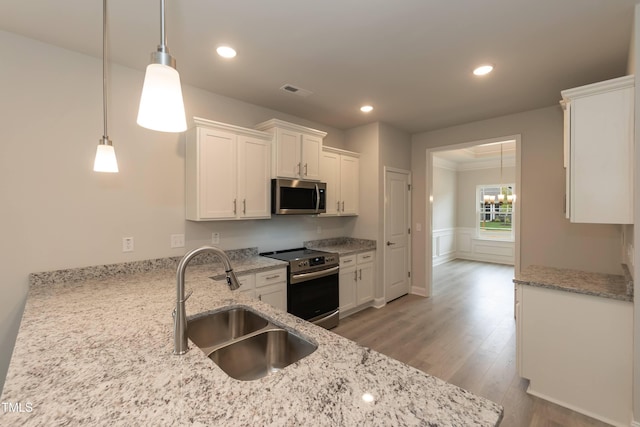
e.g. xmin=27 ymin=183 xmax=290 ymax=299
xmin=476 ymin=184 xmax=515 ymax=242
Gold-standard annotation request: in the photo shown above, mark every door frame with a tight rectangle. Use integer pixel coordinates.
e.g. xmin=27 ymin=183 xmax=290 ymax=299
xmin=383 ymin=166 xmax=412 ymax=301
xmin=424 ymin=135 xmax=522 ymax=297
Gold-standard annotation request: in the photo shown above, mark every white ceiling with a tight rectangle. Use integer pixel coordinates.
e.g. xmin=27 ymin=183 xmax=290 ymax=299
xmin=0 ymin=0 xmax=637 ymax=133
xmin=433 ymin=140 xmax=516 ymax=170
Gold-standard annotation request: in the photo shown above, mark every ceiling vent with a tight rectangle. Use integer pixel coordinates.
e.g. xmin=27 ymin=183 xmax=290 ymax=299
xmin=280 ymin=84 xmax=313 ymax=97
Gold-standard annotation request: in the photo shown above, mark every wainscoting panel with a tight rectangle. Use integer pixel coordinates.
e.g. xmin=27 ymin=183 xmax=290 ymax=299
xmin=432 ymin=228 xmax=456 ymax=266
xmin=451 ymin=227 xmax=515 ymax=265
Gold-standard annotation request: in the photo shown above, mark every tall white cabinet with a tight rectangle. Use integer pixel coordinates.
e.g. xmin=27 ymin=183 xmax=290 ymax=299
xmin=255 ymin=119 xmax=326 ymax=181
xmin=561 ymin=75 xmax=634 ymax=224
xmin=321 ymin=147 xmax=360 ymax=216
xmin=186 ymin=118 xmax=272 ymax=221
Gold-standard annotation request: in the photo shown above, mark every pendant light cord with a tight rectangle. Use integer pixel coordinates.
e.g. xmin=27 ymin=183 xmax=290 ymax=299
xmin=160 ymin=0 xmax=166 ymax=49
xmin=102 ymin=0 xmax=108 ymax=139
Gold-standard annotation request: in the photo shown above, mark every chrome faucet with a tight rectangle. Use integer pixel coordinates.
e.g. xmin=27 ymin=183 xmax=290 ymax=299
xmin=174 ymin=246 xmax=241 ymax=355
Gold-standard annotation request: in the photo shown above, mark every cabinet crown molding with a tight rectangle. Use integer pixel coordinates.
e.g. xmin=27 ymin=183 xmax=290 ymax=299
xmin=323 ymin=145 xmax=360 ymax=158
xmin=561 ymin=75 xmax=634 ymax=101
xmin=254 ymin=118 xmax=327 ymax=138
xmin=191 ymin=117 xmax=273 ymax=140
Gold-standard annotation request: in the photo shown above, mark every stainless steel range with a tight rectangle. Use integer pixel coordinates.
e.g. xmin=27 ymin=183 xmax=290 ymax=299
xmin=260 ymin=248 xmax=339 ymax=329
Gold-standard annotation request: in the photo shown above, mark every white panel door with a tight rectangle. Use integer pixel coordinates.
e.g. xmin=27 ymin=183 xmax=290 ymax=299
xmin=275 ymin=128 xmax=301 ymax=178
xmin=340 ymin=155 xmax=359 ymax=215
xmin=199 ymin=128 xmax=237 ymax=219
xmin=321 ymin=150 xmax=340 ymax=215
xmin=301 ymin=134 xmax=322 ymax=180
xmin=384 ymin=169 xmax=410 ymax=302
xmin=237 ymin=135 xmax=271 ymax=218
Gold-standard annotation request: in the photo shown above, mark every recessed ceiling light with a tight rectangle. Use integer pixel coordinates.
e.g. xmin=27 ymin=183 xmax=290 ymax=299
xmin=360 ymin=105 xmax=374 ymax=113
xmin=473 ymin=64 xmax=494 ymax=76
xmin=216 ymin=46 xmax=237 ymax=59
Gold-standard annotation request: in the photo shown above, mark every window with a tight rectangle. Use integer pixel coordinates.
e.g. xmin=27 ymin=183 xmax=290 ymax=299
xmin=477 ymin=184 xmax=514 ymax=240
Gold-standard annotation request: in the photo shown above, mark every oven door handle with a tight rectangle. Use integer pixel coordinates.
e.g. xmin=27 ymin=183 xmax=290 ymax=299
xmin=291 ymin=266 xmax=339 ymax=284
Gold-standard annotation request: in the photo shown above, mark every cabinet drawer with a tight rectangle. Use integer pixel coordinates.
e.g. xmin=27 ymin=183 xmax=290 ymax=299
xmin=357 ymin=251 xmax=375 ymax=264
xmin=236 ymin=274 xmax=255 ymax=292
xmin=340 ymin=255 xmax=356 ymax=268
xmin=256 ymin=268 xmax=287 ymax=288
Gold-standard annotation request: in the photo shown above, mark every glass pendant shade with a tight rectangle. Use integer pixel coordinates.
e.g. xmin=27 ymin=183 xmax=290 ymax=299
xmin=137 ymin=63 xmax=187 ymax=132
xmin=94 ymin=140 xmax=119 ymax=173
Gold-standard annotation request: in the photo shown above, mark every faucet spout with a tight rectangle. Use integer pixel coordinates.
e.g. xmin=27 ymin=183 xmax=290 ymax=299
xmin=174 ymin=246 xmax=240 ymax=355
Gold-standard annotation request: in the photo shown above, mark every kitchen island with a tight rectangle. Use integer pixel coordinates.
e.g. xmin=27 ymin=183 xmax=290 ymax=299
xmin=1 ymin=254 xmax=502 ymax=426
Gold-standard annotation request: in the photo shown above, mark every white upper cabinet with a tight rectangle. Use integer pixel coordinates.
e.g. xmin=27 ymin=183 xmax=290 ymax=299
xmin=255 ymin=119 xmax=327 ymax=181
xmin=186 ymin=117 xmax=272 ymax=221
xmin=561 ymin=75 xmax=634 ymax=224
xmin=321 ymin=147 xmax=359 ymax=216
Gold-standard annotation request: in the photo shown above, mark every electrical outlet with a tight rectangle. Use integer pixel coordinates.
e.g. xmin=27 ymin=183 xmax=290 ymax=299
xmin=212 ymin=232 xmax=220 ymax=245
xmin=122 ymin=237 xmax=134 ymax=252
xmin=171 ymin=234 xmax=185 ymax=248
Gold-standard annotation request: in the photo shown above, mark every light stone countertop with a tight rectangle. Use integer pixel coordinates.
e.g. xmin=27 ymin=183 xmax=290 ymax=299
xmin=305 ymin=237 xmax=377 ymax=256
xmin=514 ymin=264 xmax=633 ymax=302
xmin=1 ymin=260 xmax=502 ymax=426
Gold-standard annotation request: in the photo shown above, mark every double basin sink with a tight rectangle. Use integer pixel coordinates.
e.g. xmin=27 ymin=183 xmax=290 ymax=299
xmin=187 ymin=306 xmax=317 ymax=381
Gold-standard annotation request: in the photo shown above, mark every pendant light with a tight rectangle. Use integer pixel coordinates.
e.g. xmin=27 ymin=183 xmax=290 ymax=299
xmin=94 ymin=0 xmax=119 ymax=173
xmin=497 ymin=144 xmax=504 ymax=203
xmin=137 ymin=0 xmax=187 ymax=133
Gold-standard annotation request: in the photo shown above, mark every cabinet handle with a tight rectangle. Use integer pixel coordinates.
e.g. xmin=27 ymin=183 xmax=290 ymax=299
xmin=343 ymin=259 xmax=353 ymax=264
xmin=337 ymin=201 xmax=340 ymax=211
xmin=386 ymin=241 xmax=395 ymax=246
xmin=359 ymin=269 xmax=362 ymax=280
xmin=354 ymin=270 xmax=358 ymax=281
xmin=341 ymin=201 xmax=345 ymax=212
xmin=304 ymin=163 xmax=308 ymax=176
xmin=258 ymin=294 xmax=262 ymax=301
xmin=233 ymin=199 xmax=237 ymax=215
xmin=243 ymin=199 xmax=246 ymax=215
xmin=362 ymin=255 xmax=371 ymax=259
xmin=265 ymin=274 xmax=280 ymax=280
xmin=297 ymin=162 xmax=301 ymax=175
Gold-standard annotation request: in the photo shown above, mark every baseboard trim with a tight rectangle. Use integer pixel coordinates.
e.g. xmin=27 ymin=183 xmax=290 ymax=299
xmin=410 ymin=286 xmax=428 ymax=297
xmin=630 ymin=420 xmax=640 ymax=427
xmin=526 ymin=385 xmax=628 ymax=427
xmin=373 ymin=297 xmax=386 ymax=309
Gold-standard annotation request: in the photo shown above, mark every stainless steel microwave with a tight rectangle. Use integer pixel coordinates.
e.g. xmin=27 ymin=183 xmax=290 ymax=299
xmin=271 ymin=179 xmax=326 ymax=215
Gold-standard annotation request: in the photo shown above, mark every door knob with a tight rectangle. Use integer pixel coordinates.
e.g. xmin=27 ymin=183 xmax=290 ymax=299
xmin=386 ymin=241 xmax=396 ymax=246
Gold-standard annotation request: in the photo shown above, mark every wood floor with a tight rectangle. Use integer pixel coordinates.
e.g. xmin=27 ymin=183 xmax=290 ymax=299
xmin=332 ymin=259 xmax=612 ymax=427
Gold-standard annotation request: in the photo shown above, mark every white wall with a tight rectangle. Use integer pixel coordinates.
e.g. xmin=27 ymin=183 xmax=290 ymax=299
xmin=432 ymin=165 xmax=457 ymax=231
xmin=0 ymin=30 xmax=351 ymax=392
xmin=411 ymin=105 xmax=624 ymax=295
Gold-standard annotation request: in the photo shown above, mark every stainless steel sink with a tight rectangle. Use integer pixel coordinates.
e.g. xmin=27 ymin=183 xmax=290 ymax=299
xmin=209 ymin=329 xmax=317 ymax=381
xmin=187 ymin=306 xmax=317 ymax=380
xmin=187 ymin=307 xmax=269 ymax=354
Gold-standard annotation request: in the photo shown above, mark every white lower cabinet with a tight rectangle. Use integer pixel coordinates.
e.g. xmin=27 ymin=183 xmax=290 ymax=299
xmin=518 ymin=285 xmax=632 ymax=426
xmin=236 ymin=268 xmax=287 ymax=312
xmin=339 ymin=251 xmax=375 ymax=317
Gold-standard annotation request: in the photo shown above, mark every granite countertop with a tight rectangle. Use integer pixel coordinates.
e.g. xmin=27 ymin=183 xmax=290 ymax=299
xmin=2 ymin=257 xmax=502 ymax=426
xmin=514 ymin=264 xmax=633 ymax=302
xmin=305 ymin=237 xmax=376 ymax=256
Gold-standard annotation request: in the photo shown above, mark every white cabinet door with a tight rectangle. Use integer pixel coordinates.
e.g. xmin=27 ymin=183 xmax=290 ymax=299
xmin=356 ymin=261 xmax=374 ymax=306
xmin=561 ymin=75 xmax=634 ymax=224
xmin=237 ymin=135 xmax=271 ymax=218
xmin=255 ymin=119 xmax=327 ymax=181
xmin=321 ymin=150 xmax=340 ymax=215
xmin=186 ymin=118 xmax=273 ymax=221
xmin=339 ymin=266 xmax=357 ymax=313
xmin=257 ymin=282 xmax=287 ymax=311
xmin=301 ymin=134 xmax=322 ymax=180
xmin=274 ymin=128 xmax=301 ymax=179
xmin=339 ymin=155 xmax=359 ymax=215
xmin=197 ymin=128 xmax=237 ymax=219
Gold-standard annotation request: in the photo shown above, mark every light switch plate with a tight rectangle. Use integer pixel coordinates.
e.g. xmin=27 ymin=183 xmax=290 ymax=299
xmin=171 ymin=234 xmax=185 ymax=248
xmin=212 ymin=232 xmax=220 ymax=244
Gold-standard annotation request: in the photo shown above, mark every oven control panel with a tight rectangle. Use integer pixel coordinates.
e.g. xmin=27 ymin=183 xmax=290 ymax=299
xmin=295 ymin=254 xmax=338 ymax=271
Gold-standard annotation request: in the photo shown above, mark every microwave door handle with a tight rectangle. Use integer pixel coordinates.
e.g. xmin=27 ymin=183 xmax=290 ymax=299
xmin=315 ymin=183 xmax=320 ymax=212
